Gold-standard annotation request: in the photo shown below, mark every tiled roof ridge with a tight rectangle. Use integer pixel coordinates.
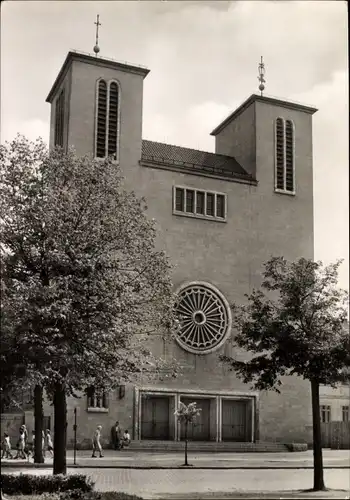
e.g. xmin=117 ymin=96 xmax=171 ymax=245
xmin=142 ymin=138 xmax=236 ymax=161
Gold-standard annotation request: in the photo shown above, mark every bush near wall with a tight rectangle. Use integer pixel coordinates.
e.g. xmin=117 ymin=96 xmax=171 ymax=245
xmin=1 ymin=474 xmax=94 ymax=496
xmin=8 ymin=493 xmax=143 ymax=500
xmin=285 ymin=443 xmax=308 ymax=452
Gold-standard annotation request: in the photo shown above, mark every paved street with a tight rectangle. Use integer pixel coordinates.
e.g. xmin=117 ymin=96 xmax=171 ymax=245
xmin=4 ymin=466 xmax=350 ymax=499
xmin=2 ymin=449 xmax=350 ymax=469
xmin=3 ymin=450 xmax=349 ymax=498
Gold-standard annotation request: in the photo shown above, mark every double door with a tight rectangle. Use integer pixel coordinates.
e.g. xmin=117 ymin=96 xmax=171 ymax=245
xmin=141 ymin=395 xmax=170 ymax=440
xmin=180 ymin=397 xmax=210 ymax=441
xmin=221 ymin=399 xmax=250 ymax=442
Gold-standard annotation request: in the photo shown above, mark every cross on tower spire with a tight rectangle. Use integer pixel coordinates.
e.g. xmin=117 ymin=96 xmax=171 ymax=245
xmin=93 ymin=14 xmax=101 ymax=56
xmin=257 ymin=56 xmax=266 ymax=96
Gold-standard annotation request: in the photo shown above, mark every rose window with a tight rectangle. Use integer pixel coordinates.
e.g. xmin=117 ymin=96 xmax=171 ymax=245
xmin=174 ymin=282 xmax=231 ymax=354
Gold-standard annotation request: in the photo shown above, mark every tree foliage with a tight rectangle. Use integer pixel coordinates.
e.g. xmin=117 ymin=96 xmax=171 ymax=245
xmin=0 ymin=135 xmax=178 ymax=394
xmin=221 ymin=257 xmax=349 ymax=390
xmin=220 ymin=256 xmax=349 ymax=491
xmin=0 ymin=135 xmax=180 ymax=472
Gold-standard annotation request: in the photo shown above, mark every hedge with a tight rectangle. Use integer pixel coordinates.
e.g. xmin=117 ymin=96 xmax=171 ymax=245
xmin=7 ymin=493 xmax=143 ymax=500
xmin=285 ymin=443 xmax=308 ymax=452
xmin=1 ymin=473 xmax=94 ymax=495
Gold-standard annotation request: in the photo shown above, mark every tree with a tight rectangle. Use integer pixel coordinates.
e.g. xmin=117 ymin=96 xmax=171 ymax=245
xmin=0 ymin=135 xmax=178 ymax=474
xmin=220 ymin=257 xmax=349 ymax=492
xmin=175 ymin=402 xmax=202 ymax=466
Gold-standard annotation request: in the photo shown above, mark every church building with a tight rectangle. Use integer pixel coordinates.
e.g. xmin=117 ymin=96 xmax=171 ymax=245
xmin=43 ymin=48 xmax=318 ymax=448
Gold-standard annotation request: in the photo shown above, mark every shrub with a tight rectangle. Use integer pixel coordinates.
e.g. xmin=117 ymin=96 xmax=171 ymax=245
xmin=285 ymin=443 xmax=308 ymax=452
xmin=59 ymin=493 xmax=143 ymax=500
xmin=1 ymin=473 xmax=94 ymax=495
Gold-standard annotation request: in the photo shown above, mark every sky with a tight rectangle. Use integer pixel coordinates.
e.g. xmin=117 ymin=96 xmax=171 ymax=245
xmin=1 ymin=0 xmax=348 ymax=289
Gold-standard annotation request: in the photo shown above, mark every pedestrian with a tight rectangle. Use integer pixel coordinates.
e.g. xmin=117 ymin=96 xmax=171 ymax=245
xmin=14 ymin=427 xmax=27 ymax=459
xmin=22 ymin=425 xmax=28 ymax=444
xmin=120 ymin=429 xmax=131 ymax=449
xmin=45 ymin=430 xmax=54 ymax=457
xmin=111 ymin=421 xmax=121 ymax=450
xmin=91 ymin=425 xmax=104 ymax=458
xmin=1 ymin=433 xmax=13 ymax=459
xmin=42 ymin=430 xmax=46 ymax=458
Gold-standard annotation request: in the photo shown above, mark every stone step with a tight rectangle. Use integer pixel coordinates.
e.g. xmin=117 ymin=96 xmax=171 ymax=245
xmin=128 ymin=440 xmax=288 ymax=453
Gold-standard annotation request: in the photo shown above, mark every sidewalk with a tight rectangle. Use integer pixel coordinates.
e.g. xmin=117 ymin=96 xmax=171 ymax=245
xmin=1 ymin=449 xmax=349 ymax=469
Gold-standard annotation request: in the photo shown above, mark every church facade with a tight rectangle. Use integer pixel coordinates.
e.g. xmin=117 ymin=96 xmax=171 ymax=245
xmin=43 ymin=50 xmax=317 ymax=448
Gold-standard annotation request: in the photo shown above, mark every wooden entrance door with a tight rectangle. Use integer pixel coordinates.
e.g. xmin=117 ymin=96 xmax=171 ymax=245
xmin=221 ymin=399 xmax=249 ymax=442
xmin=180 ymin=397 xmax=210 ymax=441
xmin=141 ymin=396 xmax=170 ymax=440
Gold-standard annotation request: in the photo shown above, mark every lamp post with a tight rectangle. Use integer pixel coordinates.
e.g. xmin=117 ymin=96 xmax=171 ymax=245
xmin=73 ymin=408 xmax=77 ymax=465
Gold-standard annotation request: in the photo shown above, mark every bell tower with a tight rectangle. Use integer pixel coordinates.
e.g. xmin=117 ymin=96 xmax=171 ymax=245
xmin=46 ymin=32 xmax=149 ymax=167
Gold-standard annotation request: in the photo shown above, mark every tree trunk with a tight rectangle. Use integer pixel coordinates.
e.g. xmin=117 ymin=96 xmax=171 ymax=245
xmin=34 ymin=385 xmax=44 ymax=464
xmin=53 ymin=382 xmax=67 ymax=475
xmin=311 ymin=379 xmax=326 ymax=491
xmin=184 ymin=421 xmax=188 ymax=466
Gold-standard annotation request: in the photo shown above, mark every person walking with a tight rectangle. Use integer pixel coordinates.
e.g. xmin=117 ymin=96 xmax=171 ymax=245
xmin=111 ymin=421 xmax=121 ymax=450
xmin=14 ymin=427 xmax=27 ymax=459
xmin=1 ymin=433 xmax=13 ymax=459
xmin=91 ymin=425 xmax=104 ymax=458
xmin=45 ymin=430 xmax=54 ymax=458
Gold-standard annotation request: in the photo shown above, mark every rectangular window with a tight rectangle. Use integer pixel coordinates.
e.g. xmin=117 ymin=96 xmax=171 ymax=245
xmin=342 ymin=406 xmax=349 ymax=422
xmin=173 ymin=186 xmax=226 ymax=222
xmin=186 ymin=190 xmax=194 ymax=213
xmin=87 ymin=386 xmax=108 ymax=410
xmin=216 ymin=194 xmax=225 ymax=218
xmin=175 ymin=188 xmax=185 ymax=212
xmin=196 ymin=191 xmax=205 ymax=215
xmin=206 ymin=193 xmax=214 ymax=216
xmin=320 ymin=405 xmax=331 ymax=423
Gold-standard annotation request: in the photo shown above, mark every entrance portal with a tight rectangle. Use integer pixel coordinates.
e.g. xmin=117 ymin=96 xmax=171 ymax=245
xmin=141 ymin=395 xmax=170 ymax=440
xmin=221 ymin=399 xmax=250 ymax=442
xmin=180 ymin=397 xmax=210 ymax=441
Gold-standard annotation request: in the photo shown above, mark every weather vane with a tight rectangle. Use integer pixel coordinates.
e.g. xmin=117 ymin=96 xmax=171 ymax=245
xmin=93 ymin=14 xmax=101 ymax=56
xmin=258 ymin=56 xmax=266 ymax=96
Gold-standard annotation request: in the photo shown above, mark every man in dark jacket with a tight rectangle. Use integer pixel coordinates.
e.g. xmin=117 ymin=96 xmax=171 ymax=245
xmin=111 ymin=421 xmax=121 ymax=450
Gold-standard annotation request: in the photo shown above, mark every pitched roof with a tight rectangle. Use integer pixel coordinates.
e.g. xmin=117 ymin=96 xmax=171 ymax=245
xmin=141 ymin=140 xmax=253 ymax=182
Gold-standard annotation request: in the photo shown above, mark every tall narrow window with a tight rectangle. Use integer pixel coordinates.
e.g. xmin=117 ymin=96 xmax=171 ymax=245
xmin=175 ymin=188 xmax=185 ymax=211
xmin=275 ymin=117 xmax=295 ymax=194
xmin=216 ymin=194 xmax=225 ymax=218
xmin=54 ymin=89 xmax=65 ymax=147
xmin=196 ymin=192 xmax=205 ymax=215
xmin=96 ymin=80 xmax=107 ymax=158
xmin=275 ymin=117 xmax=284 ymax=191
xmin=186 ymin=190 xmax=194 ymax=213
xmin=285 ymin=120 xmax=294 ymax=192
xmin=206 ymin=193 xmax=214 ymax=216
xmin=108 ymin=82 xmax=119 ymax=156
xmin=95 ymin=80 xmax=120 ymax=159
xmin=320 ymin=405 xmax=331 ymax=423
xmin=342 ymin=406 xmax=349 ymax=422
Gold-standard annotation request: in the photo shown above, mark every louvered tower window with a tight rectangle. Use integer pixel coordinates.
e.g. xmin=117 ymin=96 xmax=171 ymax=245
xmin=275 ymin=118 xmax=284 ymax=190
xmin=285 ymin=120 xmax=294 ymax=192
xmin=108 ymin=82 xmax=119 ymax=157
xmin=275 ymin=117 xmax=295 ymax=193
xmin=96 ymin=80 xmax=107 ymax=158
xmin=95 ymin=79 xmax=120 ymax=159
xmin=54 ymin=89 xmax=65 ymax=147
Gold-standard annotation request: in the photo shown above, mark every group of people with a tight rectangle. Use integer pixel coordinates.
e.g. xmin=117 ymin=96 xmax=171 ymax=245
xmin=1 ymin=425 xmax=53 ymax=460
xmin=91 ymin=421 xmax=131 ymax=458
